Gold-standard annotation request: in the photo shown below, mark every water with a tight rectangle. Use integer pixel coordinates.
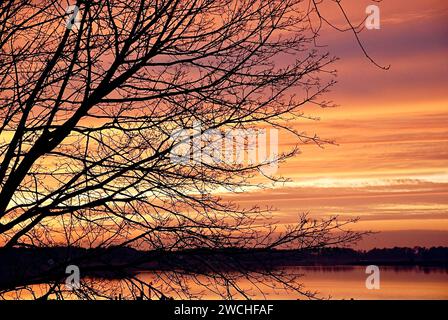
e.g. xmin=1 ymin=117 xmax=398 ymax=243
xmin=276 ymin=266 xmax=448 ymax=300
xmin=4 ymin=266 xmax=448 ymax=300
xmin=135 ymin=266 xmax=448 ymax=300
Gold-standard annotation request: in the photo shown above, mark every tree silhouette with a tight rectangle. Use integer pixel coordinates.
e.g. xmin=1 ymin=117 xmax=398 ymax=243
xmin=0 ymin=0 xmax=366 ymax=299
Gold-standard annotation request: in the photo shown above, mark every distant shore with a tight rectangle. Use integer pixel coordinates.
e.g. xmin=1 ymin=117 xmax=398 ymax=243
xmin=1 ymin=246 xmax=447 ymax=289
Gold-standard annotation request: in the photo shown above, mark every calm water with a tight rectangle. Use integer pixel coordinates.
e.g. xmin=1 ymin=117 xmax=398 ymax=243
xmin=136 ymin=266 xmax=448 ymax=300
xmin=275 ymin=266 xmax=448 ymax=300
xmin=6 ymin=266 xmax=448 ymax=300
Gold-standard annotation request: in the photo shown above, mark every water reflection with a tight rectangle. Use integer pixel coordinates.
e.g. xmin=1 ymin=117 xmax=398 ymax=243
xmin=3 ymin=266 xmax=448 ymax=300
xmin=132 ymin=266 xmax=448 ymax=300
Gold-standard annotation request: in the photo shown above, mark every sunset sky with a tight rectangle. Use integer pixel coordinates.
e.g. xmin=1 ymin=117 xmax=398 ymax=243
xmin=3 ymin=0 xmax=448 ymax=303
xmin=227 ymin=0 xmax=448 ymax=249
xmin=2 ymin=0 xmax=446 ymax=251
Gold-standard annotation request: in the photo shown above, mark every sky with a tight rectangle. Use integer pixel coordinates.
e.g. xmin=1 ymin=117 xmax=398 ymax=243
xmin=226 ymin=0 xmax=448 ymax=249
xmin=4 ymin=0 xmax=446 ymax=250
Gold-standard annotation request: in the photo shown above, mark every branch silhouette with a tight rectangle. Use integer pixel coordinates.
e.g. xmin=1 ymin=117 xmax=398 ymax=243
xmin=0 ymin=0 xmax=372 ymax=300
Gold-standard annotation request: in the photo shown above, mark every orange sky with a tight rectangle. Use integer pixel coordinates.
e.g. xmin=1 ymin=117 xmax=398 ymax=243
xmin=226 ymin=0 xmax=448 ymax=249
xmin=4 ymin=1 xmax=446 ymax=250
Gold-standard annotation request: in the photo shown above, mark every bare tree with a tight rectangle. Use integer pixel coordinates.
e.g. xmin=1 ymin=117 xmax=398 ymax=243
xmin=0 ymin=0 xmax=368 ymax=300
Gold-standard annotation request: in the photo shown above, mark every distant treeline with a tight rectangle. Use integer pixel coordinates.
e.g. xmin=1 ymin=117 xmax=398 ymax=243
xmin=1 ymin=246 xmax=447 ymax=288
